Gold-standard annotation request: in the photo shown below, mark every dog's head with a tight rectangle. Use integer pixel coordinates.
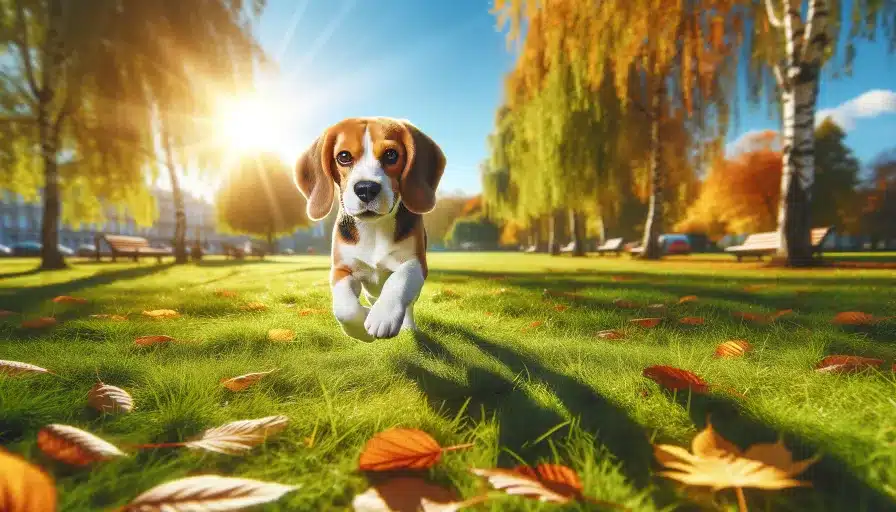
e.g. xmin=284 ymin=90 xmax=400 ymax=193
xmin=294 ymin=117 xmax=446 ymax=222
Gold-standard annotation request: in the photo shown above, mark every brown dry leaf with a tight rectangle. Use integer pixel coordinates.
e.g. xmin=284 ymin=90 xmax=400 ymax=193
xmin=220 ymin=369 xmax=277 ymax=392
xmin=352 ymin=477 xmax=478 ymax=512
xmin=629 ymin=317 xmax=662 ymax=328
xmin=21 ymin=317 xmax=57 ymax=329
xmin=0 ymin=309 xmax=18 ymax=318
xmin=88 ymin=383 xmax=134 ymax=414
xmin=37 ymin=424 xmax=126 ymax=466
xmin=678 ymin=295 xmax=698 ymax=304
xmin=241 ymin=301 xmax=268 ymax=312
xmin=596 ymin=329 xmax=625 ymax=340
xmin=214 ymin=289 xmax=238 ymax=298
xmin=267 ymin=329 xmax=295 ymax=342
xmin=0 ymin=447 xmax=57 ymax=512
xmin=815 ymin=355 xmax=884 ymax=374
xmin=122 ymin=475 xmax=296 ymax=511
xmin=299 ymin=308 xmax=326 ymax=316
xmin=655 ymin=422 xmax=817 ymax=493
xmin=185 ymin=415 xmax=288 ymax=455
xmin=90 ymin=314 xmax=128 ymax=321
xmin=521 ymin=321 xmax=543 ymax=332
xmin=0 ymin=360 xmax=54 ymax=377
xmin=679 ymin=317 xmax=705 ymax=325
xmin=831 ymin=311 xmax=885 ymax=326
xmin=52 ymin=295 xmax=87 ymax=304
xmin=714 ymin=340 xmax=752 ymax=358
xmin=643 ymin=365 xmax=709 ymax=393
xmin=358 ymin=428 xmax=472 ymax=472
xmin=135 ymin=335 xmax=174 ymax=347
xmin=142 ymin=309 xmax=180 ymax=319
xmin=553 ymin=304 xmax=569 ymax=312
xmin=613 ymin=298 xmax=640 ymax=309
xmin=471 ymin=464 xmax=583 ymax=504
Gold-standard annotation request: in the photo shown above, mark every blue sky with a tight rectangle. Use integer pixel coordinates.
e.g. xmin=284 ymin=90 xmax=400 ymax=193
xmin=199 ymin=0 xmax=895 ymax=199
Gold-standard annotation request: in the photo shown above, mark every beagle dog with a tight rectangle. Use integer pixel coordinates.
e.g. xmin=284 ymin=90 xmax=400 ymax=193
xmin=294 ymin=117 xmax=446 ymax=342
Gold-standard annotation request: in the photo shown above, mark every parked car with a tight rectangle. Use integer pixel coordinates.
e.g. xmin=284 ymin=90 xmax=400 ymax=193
xmin=659 ymin=234 xmax=692 ymax=255
xmin=10 ymin=242 xmax=75 ymax=257
xmin=0 ymin=244 xmax=11 ymax=256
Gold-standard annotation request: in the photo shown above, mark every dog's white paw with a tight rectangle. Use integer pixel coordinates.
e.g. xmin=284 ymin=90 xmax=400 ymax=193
xmin=341 ymin=321 xmax=375 ymax=342
xmin=365 ymin=300 xmax=406 ymax=339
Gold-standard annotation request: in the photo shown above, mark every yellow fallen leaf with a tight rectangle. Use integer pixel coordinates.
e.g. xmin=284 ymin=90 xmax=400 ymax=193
xmin=142 ymin=309 xmax=180 ymax=319
xmin=52 ymin=295 xmax=87 ymax=304
xmin=678 ymin=295 xmax=698 ymax=304
xmin=0 ymin=447 xmax=57 ymax=512
xmin=220 ymin=369 xmax=277 ymax=392
xmin=267 ymin=329 xmax=295 ymax=342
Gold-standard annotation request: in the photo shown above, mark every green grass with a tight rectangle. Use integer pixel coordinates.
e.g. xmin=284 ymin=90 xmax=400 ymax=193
xmin=1 ymin=254 xmax=895 ymax=511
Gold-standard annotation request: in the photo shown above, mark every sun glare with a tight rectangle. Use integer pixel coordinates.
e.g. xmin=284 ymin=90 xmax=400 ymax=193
xmin=214 ymin=93 xmax=295 ymax=163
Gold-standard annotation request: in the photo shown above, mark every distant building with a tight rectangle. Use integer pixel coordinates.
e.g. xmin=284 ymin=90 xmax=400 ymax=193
xmin=0 ymin=188 xmax=329 ymax=253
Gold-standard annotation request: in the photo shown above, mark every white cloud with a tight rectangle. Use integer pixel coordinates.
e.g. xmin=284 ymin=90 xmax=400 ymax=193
xmin=815 ymin=89 xmax=896 ymax=131
xmin=725 ymin=129 xmax=781 ymax=156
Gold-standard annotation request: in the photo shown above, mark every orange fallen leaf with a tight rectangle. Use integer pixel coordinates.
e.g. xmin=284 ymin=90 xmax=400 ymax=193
xmin=241 ymin=302 xmax=268 ymax=312
xmin=596 ymin=329 xmax=625 ymax=340
xmin=21 ymin=317 xmax=57 ymax=329
xmin=214 ymin=289 xmax=238 ymax=298
xmin=771 ymin=309 xmax=794 ymax=320
xmin=358 ymin=428 xmax=473 ymax=472
xmin=0 ymin=310 xmax=17 ymax=318
xmin=90 ymin=314 xmax=127 ymax=321
xmin=267 ymin=329 xmax=295 ymax=342
xmin=471 ymin=464 xmax=586 ymax=504
xmin=220 ymin=369 xmax=277 ymax=392
xmin=37 ymin=424 xmax=126 ymax=466
xmin=815 ymin=355 xmax=884 ymax=374
xmin=352 ymin=477 xmax=480 ymax=512
xmin=553 ymin=304 xmax=569 ymax=312
xmin=629 ymin=318 xmax=662 ymax=328
xmin=484 ymin=312 xmax=494 ymax=317
xmin=831 ymin=311 xmax=886 ymax=326
xmin=521 ymin=321 xmax=543 ymax=332
xmin=678 ymin=295 xmax=698 ymax=304
xmin=134 ymin=335 xmax=174 ymax=347
xmin=679 ymin=317 xmax=705 ymax=325
xmin=142 ymin=309 xmax=180 ymax=319
xmin=0 ymin=447 xmax=57 ymax=512
xmin=613 ymin=298 xmax=640 ymax=309
xmin=643 ymin=365 xmax=709 ymax=393
xmin=732 ymin=311 xmax=769 ymax=323
xmin=52 ymin=295 xmax=87 ymax=304
xmin=714 ymin=340 xmax=752 ymax=358
xmin=298 ymin=308 xmax=326 ymax=316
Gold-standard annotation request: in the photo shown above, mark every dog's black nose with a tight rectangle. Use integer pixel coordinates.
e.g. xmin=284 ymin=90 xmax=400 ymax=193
xmin=353 ymin=181 xmax=382 ymax=203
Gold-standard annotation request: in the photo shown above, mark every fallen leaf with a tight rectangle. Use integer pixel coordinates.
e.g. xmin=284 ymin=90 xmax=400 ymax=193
xmin=352 ymin=477 xmax=468 ymax=512
xmin=471 ymin=464 xmax=582 ymax=504
xmin=831 ymin=311 xmax=886 ymax=326
xmin=220 ymin=369 xmax=277 ymax=392
xmin=88 ymin=383 xmax=134 ymax=414
xmin=771 ymin=309 xmax=794 ymax=320
xmin=678 ymin=295 xmax=698 ymax=304
xmin=358 ymin=428 xmax=473 ymax=472
xmin=613 ymin=298 xmax=640 ymax=309
xmin=629 ymin=317 xmax=662 ymax=328
xmin=134 ymin=335 xmax=174 ymax=347
xmin=643 ymin=365 xmax=709 ymax=393
xmin=0 ymin=310 xmax=18 ymax=318
xmin=647 ymin=303 xmax=667 ymax=313
xmin=90 ymin=314 xmax=127 ymax=321
xmin=267 ymin=329 xmax=295 ymax=342
xmin=185 ymin=415 xmax=288 ymax=455
xmin=299 ymin=308 xmax=326 ymax=316
xmin=21 ymin=317 xmax=57 ymax=329
xmin=37 ymin=424 xmax=126 ymax=466
xmin=521 ymin=321 xmax=543 ymax=332
xmin=815 ymin=355 xmax=884 ymax=374
xmin=596 ymin=329 xmax=625 ymax=340
xmin=122 ymin=475 xmax=297 ymax=511
xmin=553 ymin=304 xmax=569 ymax=312
xmin=484 ymin=312 xmax=494 ymax=317
xmin=241 ymin=302 xmax=268 ymax=312
xmin=679 ymin=317 xmax=705 ymax=325
xmin=52 ymin=295 xmax=87 ymax=304
xmin=742 ymin=284 xmax=770 ymax=292
xmin=732 ymin=311 xmax=770 ymax=323
xmin=0 ymin=447 xmax=57 ymax=512
xmin=0 ymin=360 xmax=54 ymax=377
xmin=142 ymin=309 xmax=180 ymax=319
xmin=610 ymin=276 xmax=631 ymax=282
xmin=214 ymin=289 xmax=238 ymax=298
xmin=714 ymin=340 xmax=752 ymax=358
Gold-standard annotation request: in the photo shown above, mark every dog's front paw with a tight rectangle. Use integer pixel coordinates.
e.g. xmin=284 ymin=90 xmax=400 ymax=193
xmin=364 ymin=301 xmax=406 ymax=339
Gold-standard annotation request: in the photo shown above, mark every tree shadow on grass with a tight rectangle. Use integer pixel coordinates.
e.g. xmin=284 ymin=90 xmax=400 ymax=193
xmin=670 ymin=392 xmax=896 ymax=512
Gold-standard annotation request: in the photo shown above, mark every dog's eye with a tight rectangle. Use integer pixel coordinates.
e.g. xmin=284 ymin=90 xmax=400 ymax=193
xmin=336 ymin=151 xmax=353 ymax=166
xmin=381 ymin=149 xmax=399 ymax=165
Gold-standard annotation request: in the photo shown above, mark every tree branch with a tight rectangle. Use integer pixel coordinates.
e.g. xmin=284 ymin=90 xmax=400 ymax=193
xmin=12 ymin=0 xmax=40 ymax=98
xmin=764 ymin=0 xmax=784 ymax=29
xmin=773 ymin=64 xmax=786 ymax=89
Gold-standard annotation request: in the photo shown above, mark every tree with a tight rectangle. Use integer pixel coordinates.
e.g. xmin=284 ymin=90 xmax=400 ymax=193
xmin=812 ymin=118 xmax=859 ymax=230
xmin=0 ymin=0 xmax=265 ymax=269
xmin=745 ymin=0 xmax=896 ymax=265
xmin=422 ymin=193 xmax=472 ymax=247
xmin=445 ymin=215 xmax=501 ymax=250
xmin=859 ymin=148 xmax=896 ymax=249
xmin=216 ymin=153 xmax=310 ymax=251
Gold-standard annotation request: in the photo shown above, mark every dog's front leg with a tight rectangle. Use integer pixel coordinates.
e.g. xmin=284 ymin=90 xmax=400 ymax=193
xmin=332 ymin=272 xmax=375 ymax=342
xmin=364 ymin=258 xmax=425 ymax=339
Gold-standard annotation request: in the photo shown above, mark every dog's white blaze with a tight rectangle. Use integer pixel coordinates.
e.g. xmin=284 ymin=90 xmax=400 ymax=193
xmin=340 ymin=127 xmax=395 ymax=216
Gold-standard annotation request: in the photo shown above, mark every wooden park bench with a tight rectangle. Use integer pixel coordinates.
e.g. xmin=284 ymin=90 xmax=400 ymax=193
xmin=595 ymin=237 xmax=625 ymax=256
xmin=223 ymin=242 xmax=267 ymax=260
xmin=94 ymin=234 xmax=172 ymax=263
xmin=522 ymin=245 xmax=538 ymax=253
xmin=725 ymin=226 xmax=834 ymax=262
xmin=559 ymin=241 xmax=576 ymax=254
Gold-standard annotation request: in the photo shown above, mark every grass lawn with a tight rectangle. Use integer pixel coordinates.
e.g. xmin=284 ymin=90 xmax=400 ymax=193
xmin=1 ymin=253 xmax=895 ymax=511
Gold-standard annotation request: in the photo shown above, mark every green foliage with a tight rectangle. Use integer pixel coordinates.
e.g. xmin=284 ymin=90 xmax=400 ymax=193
xmin=445 ymin=215 xmax=501 ymax=249
xmin=812 ymin=118 xmax=860 ymax=229
xmin=422 ymin=193 xmax=474 ymax=246
xmin=216 ymin=152 xmax=310 ymax=239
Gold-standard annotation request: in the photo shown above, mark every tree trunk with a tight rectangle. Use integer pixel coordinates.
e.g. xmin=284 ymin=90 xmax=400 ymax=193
xmin=569 ymin=210 xmax=586 ymax=256
xmin=532 ymin=218 xmax=541 ymax=251
xmin=267 ymin=229 xmax=275 ymax=254
xmin=548 ymin=209 xmax=562 ymax=255
xmin=640 ymin=78 xmax=665 ymax=260
xmin=162 ymin=128 xmax=188 ymax=264
xmin=38 ymin=106 xmax=65 ymax=270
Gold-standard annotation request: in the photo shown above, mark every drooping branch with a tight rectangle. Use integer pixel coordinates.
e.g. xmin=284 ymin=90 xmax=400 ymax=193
xmin=763 ymin=0 xmax=784 ymax=29
xmin=12 ymin=0 xmax=41 ymax=98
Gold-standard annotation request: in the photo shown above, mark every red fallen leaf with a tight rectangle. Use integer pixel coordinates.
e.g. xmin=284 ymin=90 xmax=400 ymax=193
xmin=816 ymin=355 xmax=884 ymax=374
xmin=831 ymin=311 xmax=887 ymax=325
xmin=678 ymin=316 xmax=705 ymax=325
xmin=892 ymin=363 xmax=896 ymax=373
xmin=629 ymin=318 xmax=662 ymax=328
xmin=521 ymin=321 xmax=543 ymax=332
xmin=678 ymin=295 xmax=698 ymax=304
xmin=642 ymin=365 xmax=709 ymax=393
xmin=135 ymin=335 xmax=174 ymax=347
xmin=596 ymin=329 xmax=625 ymax=340
xmin=358 ymin=428 xmax=473 ymax=471
xmin=52 ymin=295 xmax=87 ymax=304
xmin=613 ymin=298 xmax=640 ymax=309
xmin=21 ymin=317 xmax=57 ymax=329
xmin=714 ymin=339 xmax=752 ymax=358
xmin=553 ymin=304 xmax=569 ymax=312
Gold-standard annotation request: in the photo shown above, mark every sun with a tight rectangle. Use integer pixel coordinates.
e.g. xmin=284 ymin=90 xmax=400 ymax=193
xmin=213 ymin=94 xmax=294 ymax=162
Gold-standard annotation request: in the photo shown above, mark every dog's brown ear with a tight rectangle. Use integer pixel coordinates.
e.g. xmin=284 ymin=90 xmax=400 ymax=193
xmin=295 ymin=132 xmax=336 ymax=221
xmin=399 ymin=120 xmax=446 ymax=215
